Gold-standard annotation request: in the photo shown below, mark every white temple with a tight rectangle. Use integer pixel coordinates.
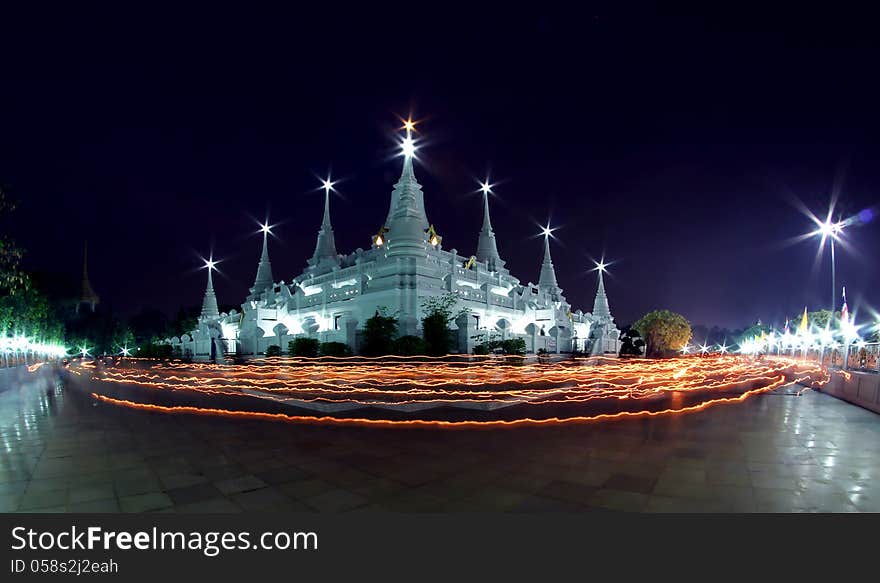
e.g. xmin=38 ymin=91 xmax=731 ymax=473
xmin=170 ymin=123 xmax=621 ymax=360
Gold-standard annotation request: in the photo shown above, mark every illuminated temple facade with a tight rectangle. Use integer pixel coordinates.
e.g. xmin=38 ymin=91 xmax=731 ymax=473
xmin=171 ymin=141 xmax=621 ymax=360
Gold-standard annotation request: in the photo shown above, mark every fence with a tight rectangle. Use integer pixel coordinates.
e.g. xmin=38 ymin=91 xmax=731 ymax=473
xmin=778 ymin=342 xmax=880 ymax=373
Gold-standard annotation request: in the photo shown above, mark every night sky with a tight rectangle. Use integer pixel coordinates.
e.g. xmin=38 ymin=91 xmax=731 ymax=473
xmin=2 ymin=6 xmax=878 ymax=330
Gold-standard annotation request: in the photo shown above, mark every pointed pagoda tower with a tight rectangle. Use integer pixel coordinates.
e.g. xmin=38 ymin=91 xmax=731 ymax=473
xmin=475 ymin=185 xmax=504 ymax=271
xmin=308 ymin=179 xmax=340 ymax=269
xmin=249 ymin=223 xmax=275 ymax=298
xmin=76 ymin=241 xmax=100 ymax=314
xmin=385 ymin=122 xmax=430 ymax=256
xmin=592 ymin=266 xmax=613 ymax=321
xmin=538 ymin=231 xmax=560 ymax=292
xmin=200 ymin=260 xmax=220 ymax=320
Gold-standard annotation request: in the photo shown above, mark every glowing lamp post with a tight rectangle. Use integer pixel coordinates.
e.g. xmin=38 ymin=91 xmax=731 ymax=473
xmin=807 ymin=211 xmax=845 ymax=314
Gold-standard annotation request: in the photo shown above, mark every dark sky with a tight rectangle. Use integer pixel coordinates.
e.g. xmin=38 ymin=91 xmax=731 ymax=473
xmin=1 ymin=5 xmax=879 ymax=329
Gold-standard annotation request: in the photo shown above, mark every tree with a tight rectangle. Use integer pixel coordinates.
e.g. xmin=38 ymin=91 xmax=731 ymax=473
xmin=618 ymin=329 xmax=645 ymax=357
xmin=633 ymin=310 xmax=691 ymax=357
xmin=319 ymin=341 xmax=351 ymax=357
xmin=265 ymin=345 xmax=282 ymax=357
xmin=166 ymin=306 xmax=199 ymax=338
xmin=421 ymin=293 xmax=467 ymax=356
xmin=0 ymin=188 xmax=28 ymax=297
xmin=361 ymin=308 xmax=398 ymax=356
xmin=738 ymin=321 xmax=769 ymax=346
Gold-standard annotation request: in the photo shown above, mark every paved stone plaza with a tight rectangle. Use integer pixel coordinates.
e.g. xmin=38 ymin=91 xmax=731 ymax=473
xmin=1 ymin=368 xmax=880 ymax=513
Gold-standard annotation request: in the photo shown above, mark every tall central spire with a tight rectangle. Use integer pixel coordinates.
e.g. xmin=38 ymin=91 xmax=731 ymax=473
xmin=386 ymin=118 xmax=430 ymax=254
xmin=309 ymin=176 xmax=340 ymax=267
xmin=77 ymin=240 xmax=100 ymax=313
xmin=200 ymin=257 xmax=220 ymax=320
xmin=592 ymin=265 xmax=613 ymax=320
xmin=476 ymin=181 xmax=504 ymax=271
xmin=251 ymin=222 xmax=275 ymax=296
xmin=538 ymin=229 xmax=559 ymax=290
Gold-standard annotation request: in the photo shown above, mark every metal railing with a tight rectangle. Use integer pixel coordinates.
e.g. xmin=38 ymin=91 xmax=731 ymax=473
xmin=777 ymin=342 xmax=880 ymax=373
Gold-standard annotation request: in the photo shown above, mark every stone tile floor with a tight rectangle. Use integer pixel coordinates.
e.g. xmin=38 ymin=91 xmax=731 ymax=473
xmin=2 ymin=368 xmax=880 ymax=513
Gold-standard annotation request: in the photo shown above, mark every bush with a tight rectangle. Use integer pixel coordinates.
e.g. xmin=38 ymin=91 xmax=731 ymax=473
xmin=265 ymin=345 xmax=282 ymax=357
xmin=288 ymin=337 xmax=319 ymax=357
xmin=473 ymin=343 xmax=490 ymax=355
xmin=422 ymin=312 xmax=453 ymax=356
xmin=319 ymin=342 xmax=351 ymax=357
xmin=421 ymin=294 xmax=466 ymax=356
xmin=500 ymin=338 xmax=526 ymax=356
xmin=619 ymin=329 xmax=645 ymax=357
xmin=393 ymin=335 xmax=426 ymax=356
xmin=361 ymin=310 xmax=398 ymax=356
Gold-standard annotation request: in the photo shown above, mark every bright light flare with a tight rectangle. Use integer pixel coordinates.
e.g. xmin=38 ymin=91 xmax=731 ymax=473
xmin=401 ymin=136 xmax=416 ymax=158
xmin=320 ymin=175 xmax=336 ymax=195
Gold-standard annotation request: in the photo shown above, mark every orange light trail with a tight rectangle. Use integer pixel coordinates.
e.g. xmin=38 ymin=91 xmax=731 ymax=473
xmin=72 ymin=355 xmax=829 ymax=428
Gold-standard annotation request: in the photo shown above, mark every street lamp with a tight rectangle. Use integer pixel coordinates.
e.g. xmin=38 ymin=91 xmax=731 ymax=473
xmin=807 ymin=210 xmax=845 ymax=314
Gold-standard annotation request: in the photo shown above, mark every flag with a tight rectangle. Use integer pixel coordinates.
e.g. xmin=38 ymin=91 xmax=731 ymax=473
xmin=798 ymin=306 xmax=809 ymax=334
xmin=840 ymin=286 xmax=849 ymax=326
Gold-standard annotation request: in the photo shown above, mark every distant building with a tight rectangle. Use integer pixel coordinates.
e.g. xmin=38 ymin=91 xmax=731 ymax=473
xmin=76 ymin=241 xmax=100 ymax=314
xmin=171 ymin=131 xmax=621 ymax=360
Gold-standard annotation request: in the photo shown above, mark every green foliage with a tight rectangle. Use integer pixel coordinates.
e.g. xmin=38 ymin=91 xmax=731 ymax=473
xmin=619 ymin=329 xmax=646 ymax=356
xmin=473 ymin=337 xmax=526 ymax=356
xmin=166 ymin=306 xmax=199 ymax=338
xmin=265 ymin=344 xmax=282 ymax=357
xmin=738 ymin=321 xmax=769 ymax=345
xmin=421 ymin=293 xmax=466 ymax=356
xmin=422 ymin=312 xmax=453 ymax=356
xmin=288 ymin=337 xmax=319 ymax=357
xmin=633 ymin=310 xmax=691 ymax=357
xmin=807 ymin=309 xmax=835 ymax=330
xmin=500 ymin=338 xmax=526 ymax=355
xmin=319 ymin=342 xmax=351 ymax=357
xmin=0 ymin=188 xmax=28 ymax=297
xmin=392 ymin=335 xmax=426 ymax=356
xmin=361 ymin=308 xmax=398 ymax=356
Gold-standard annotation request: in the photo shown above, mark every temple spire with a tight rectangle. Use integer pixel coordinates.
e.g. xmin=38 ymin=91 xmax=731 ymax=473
xmin=250 ymin=222 xmax=275 ymax=296
xmin=475 ymin=181 xmax=504 ymax=271
xmin=200 ymin=257 xmax=220 ymax=320
xmin=386 ymin=118 xmax=430 ymax=254
xmin=538 ymin=228 xmax=559 ymax=290
xmin=592 ymin=263 xmax=613 ymax=320
xmin=77 ymin=240 xmax=100 ymax=313
xmin=309 ymin=176 xmax=340 ymax=267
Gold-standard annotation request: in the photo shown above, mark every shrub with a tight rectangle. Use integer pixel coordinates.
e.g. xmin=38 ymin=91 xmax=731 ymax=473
xmin=265 ymin=345 xmax=282 ymax=357
xmin=319 ymin=341 xmax=351 ymax=357
xmin=393 ymin=335 xmax=426 ymax=356
xmin=288 ymin=337 xmax=319 ymax=357
xmin=500 ymin=338 xmax=526 ymax=356
xmin=361 ymin=309 xmax=398 ymax=356
xmin=421 ymin=294 xmax=467 ymax=356
xmin=618 ymin=329 xmax=645 ymax=357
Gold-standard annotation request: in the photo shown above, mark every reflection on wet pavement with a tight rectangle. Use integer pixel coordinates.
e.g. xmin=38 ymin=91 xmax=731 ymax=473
xmin=2 ymin=364 xmax=880 ymax=513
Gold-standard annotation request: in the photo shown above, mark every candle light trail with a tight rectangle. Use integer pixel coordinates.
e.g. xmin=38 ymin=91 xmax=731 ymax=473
xmin=70 ymin=355 xmax=828 ymax=428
